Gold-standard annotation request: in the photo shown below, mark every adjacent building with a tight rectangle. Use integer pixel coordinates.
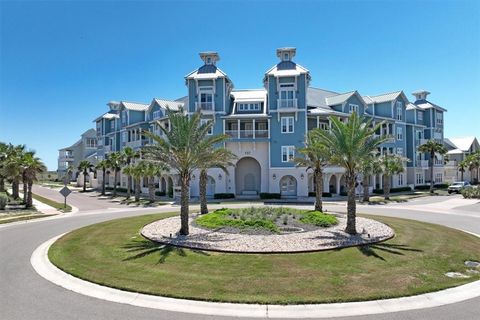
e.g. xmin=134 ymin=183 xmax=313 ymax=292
xmin=57 ymin=128 xmax=98 ymax=180
xmin=444 ymin=137 xmax=480 ymax=183
xmin=91 ymin=48 xmax=447 ymax=198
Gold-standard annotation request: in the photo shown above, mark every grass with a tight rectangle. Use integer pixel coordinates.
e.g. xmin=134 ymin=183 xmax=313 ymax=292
xmin=0 ymin=213 xmax=56 ymax=224
xmin=49 ymin=213 xmax=480 ymax=304
xmin=32 ymin=193 xmax=72 ymax=212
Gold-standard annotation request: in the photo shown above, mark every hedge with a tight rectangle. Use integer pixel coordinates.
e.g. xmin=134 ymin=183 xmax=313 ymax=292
xmin=373 ymin=186 xmax=412 ymax=194
xmin=308 ymin=192 xmax=332 ymax=197
xmin=259 ymin=193 xmax=281 ymax=199
xmin=213 ymin=193 xmax=235 ymax=199
xmin=155 ymin=191 xmax=166 ymax=196
xmin=415 ymin=184 xmax=449 ymax=190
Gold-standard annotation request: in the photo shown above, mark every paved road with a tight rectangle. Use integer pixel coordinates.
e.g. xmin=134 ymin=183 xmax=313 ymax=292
xmin=1 ymin=192 xmax=479 ymax=320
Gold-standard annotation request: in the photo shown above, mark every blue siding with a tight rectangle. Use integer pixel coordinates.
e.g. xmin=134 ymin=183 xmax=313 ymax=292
xmin=270 ymin=112 xmax=306 ymax=167
xmin=374 ymin=102 xmax=392 ymax=118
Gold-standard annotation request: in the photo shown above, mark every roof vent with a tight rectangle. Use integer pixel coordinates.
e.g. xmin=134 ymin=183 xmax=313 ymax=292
xmin=412 ymin=90 xmax=430 ymax=101
xmin=199 ymin=52 xmax=219 ymax=66
xmin=276 ymin=47 xmax=296 ymax=62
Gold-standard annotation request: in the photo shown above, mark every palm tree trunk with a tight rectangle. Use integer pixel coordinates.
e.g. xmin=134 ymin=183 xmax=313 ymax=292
xmin=12 ymin=179 xmax=19 ymax=199
xmin=113 ymin=169 xmax=118 ymax=197
xmin=314 ymin=169 xmax=323 ymax=212
xmin=83 ymin=170 xmax=87 ymax=192
xmin=101 ymin=169 xmax=106 ymax=195
xmin=0 ymin=177 xmax=4 ymax=192
xmin=429 ymin=152 xmax=435 ymax=193
xmin=362 ymin=175 xmax=370 ymax=202
xmin=199 ymin=169 xmax=208 ymax=214
xmin=148 ymin=176 xmax=155 ymax=203
xmin=383 ymin=174 xmax=391 ymax=200
xmin=26 ymin=181 xmax=33 ymax=208
xmin=135 ymin=178 xmax=140 ymax=202
xmin=345 ymin=171 xmax=357 ymax=235
xmin=460 ymin=170 xmax=464 ymax=181
xmin=23 ymin=174 xmax=28 ymax=204
xmin=179 ymin=173 xmax=190 ymax=235
xmin=127 ymin=175 xmax=132 ymax=199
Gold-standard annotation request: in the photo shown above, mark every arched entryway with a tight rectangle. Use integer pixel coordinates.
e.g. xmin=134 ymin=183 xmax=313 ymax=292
xmin=167 ymin=177 xmax=174 ymax=197
xmin=206 ymin=176 xmax=216 ymax=197
xmin=235 ymin=157 xmax=261 ymax=195
xmin=329 ymin=175 xmax=337 ymax=194
xmin=339 ymin=175 xmax=346 ymax=194
xmin=280 ymin=175 xmax=297 ymax=197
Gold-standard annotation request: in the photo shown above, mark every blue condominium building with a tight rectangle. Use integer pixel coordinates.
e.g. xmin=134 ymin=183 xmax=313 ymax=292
xmin=92 ymin=48 xmax=447 ymax=198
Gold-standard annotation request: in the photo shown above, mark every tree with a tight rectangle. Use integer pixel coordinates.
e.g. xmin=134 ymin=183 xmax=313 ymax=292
xmin=143 ymin=110 xmax=229 ymax=235
xmin=378 ymin=154 xmax=407 ymax=200
xmin=198 ymin=148 xmax=236 ymax=214
xmin=77 ymin=160 xmax=94 ymax=192
xmin=295 ymin=129 xmax=331 ymax=211
xmin=95 ymin=160 xmax=109 ymax=196
xmin=123 ymin=164 xmax=143 ymax=202
xmin=359 ymin=152 xmax=382 ymax=202
xmin=141 ymin=161 xmax=169 ymax=203
xmin=418 ymin=140 xmax=447 ymax=193
xmin=0 ymin=142 xmax=7 ymax=192
xmin=66 ymin=164 xmax=75 ymax=183
xmin=22 ymin=153 xmax=46 ymax=208
xmin=2 ymin=144 xmax=26 ymax=199
xmin=458 ymin=159 xmax=467 ymax=182
xmin=464 ymin=151 xmax=480 ymax=183
xmin=312 ymin=112 xmax=387 ymax=234
xmin=122 ymin=147 xmax=140 ymax=199
xmin=106 ymin=152 xmax=124 ymax=197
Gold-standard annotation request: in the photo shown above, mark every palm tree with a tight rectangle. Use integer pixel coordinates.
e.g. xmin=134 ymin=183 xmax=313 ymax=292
xmin=199 ymin=148 xmax=236 ymax=214
xmin=2 ymin=144 xmax=26 ymax=199
xmin=464 ymin=151 xmax=480 ymax=183
xmin=141 ymin=161 xmax=169 ymax=203
xmin=378 ymin=154 xmax=407 ymax=200
xmin=106 ymin=152 xmax=124 ymax=197
xmin=123 ymin=164 xmax=143 ymax=202
xmin=312 ymin=113 xmax=387 ymax=234
xmin=95 ymin=160 xmax=109 ymax=195
xmin=122 ymin=147 xmax=140 ymax=199
xmin=143 ymin=110 xmax=229 ymax=235
xmin=418 ymin=139 xmax=447 ymax=193
xmin=458 ymin=159 xmax=468 ymax=182
xmin=22 ymin=153 xmax=46 ymax=208
xmin=0 ymin=142 xmax=7 ymax=192
xmin=77 ymin=160 xmax=94 ymax=192
xmin=359 ymin=152 xmax=382 ymax=202
xmin=295 ymin=129 xmax=331 ymax=212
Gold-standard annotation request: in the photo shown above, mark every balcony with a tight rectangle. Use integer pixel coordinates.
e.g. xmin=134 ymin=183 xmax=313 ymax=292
xmin=126 ymin=140 xmax=149 ymax=149
xmin=445 ymin=160 xmax=457 ymax=167
xmin=417 ymin=160 xmax=429 ymax=168
xmin=195 ymin=102 xmax=215 ymax=113
xmin=104 ymin=145 xmax=112 ymax=153
xmin=416 ymin=139 xmax=427 ymax=146
xmin=225 ymin=130 xmax=269 ymax=139
xmin=277 ymin=98 xmax=297 ymax=109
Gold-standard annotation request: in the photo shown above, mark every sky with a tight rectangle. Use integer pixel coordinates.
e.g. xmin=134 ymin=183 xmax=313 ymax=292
xmin=1 ymin=0 xmax=479 ymax=170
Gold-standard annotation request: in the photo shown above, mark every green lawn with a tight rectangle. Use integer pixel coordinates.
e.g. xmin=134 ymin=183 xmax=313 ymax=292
xmin=32 ymin=193 xmax=72 ymax=212
xmin=49 ymin=213 xmax=480 ymax=304
xmin=0 ymin=213 xmax=56 ymax=224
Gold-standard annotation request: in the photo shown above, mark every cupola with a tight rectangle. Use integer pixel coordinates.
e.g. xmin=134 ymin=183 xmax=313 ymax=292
xmin=199 ymin=51 xmax=220 ymax=66
xmin=276 ymin=47 xmax=296 ymax=62
xmin=412 ymin=90 xmax=430 ymax=101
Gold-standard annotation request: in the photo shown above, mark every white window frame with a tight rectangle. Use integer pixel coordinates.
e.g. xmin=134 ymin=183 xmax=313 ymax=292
xmin=349 ymin=104 xmax=359 ymax=113
xmin=416 ymin=173 xmax=424 ymax=185
xmin=200 ymin=119 xmax=213 ymax=135
xmin=238 ymin=103 xmax=260 ymax=111
xmin=435 ymin=173 xmax=443 ymax=183
xmin=417 ymin=111 xmax=423 ymax=121
xmin=319 ymin=122 xmax=329 ymax=130
xmin=152 ymin=110 xmax=161 ymax=119
xmin=396 ymin=147 xmax=403 ymax=155
xmin=397 ymin=173 xmax=404 ymax=186
xmin=396 ymin=101 xmax=403 ymax=121
xmin=281 ymin=117 xmax=294 ymax=133
xmin=396 ymin=126 xmax=403 ymax=141
xmin=279 ymin=83 xmax=296 ymax=108
xmin=199 ymin=87 xmax=214 ymax=110
xmin=110 ymin=121 xmax=115 ymax=131
xmin=436 ymin=112 xmax=443 ymax=125
xmin=281 ymin=146 xmax=295 ymax=163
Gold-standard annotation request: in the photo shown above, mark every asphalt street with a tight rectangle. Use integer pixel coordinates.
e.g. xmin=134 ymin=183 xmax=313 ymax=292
xmin=1 ymin=191 xmax=479 ymax=320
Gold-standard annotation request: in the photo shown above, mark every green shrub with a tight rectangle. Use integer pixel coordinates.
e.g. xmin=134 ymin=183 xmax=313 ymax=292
xmin=196 ymin=208 xmax=278 ymax=232
xmin=461 ymin=186 xmax=480 ymax=199
xmin=0 ymin=193 xmax=7 ymax=210
xmin=214 ymin=193 xmax=235 ymax=199
xmin=299 ymin=211 xmax=338 ymax=227
xmin=155 ymin=191 xmax=166 ymax=196
xmin=373 ymin=186 xmax=412 ymax=194
xmin=415 ymin=184 xmax=448 ymax=190
xmin=259 ymin=193 xmax=281 ymax=199
xmin=308 ymin=192 xmax=332 ymax=197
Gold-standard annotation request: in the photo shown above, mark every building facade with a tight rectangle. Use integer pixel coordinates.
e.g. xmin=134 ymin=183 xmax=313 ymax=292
xmin=57 ymin=128 xmax=98 ymax=179
xmin=92 ymin=48 xmax=447 ymax=198
xmin=444 ymin=137 xmax=480 ymax=183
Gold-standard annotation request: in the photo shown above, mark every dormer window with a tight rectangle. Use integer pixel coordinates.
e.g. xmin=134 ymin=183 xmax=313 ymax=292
xmin=199 ymin=52 xmax=219 ymax=66
xmin=206 ymin=57 xmax=212 ymax=64
xmin=283 ymin=53 xmax=289 ymax=61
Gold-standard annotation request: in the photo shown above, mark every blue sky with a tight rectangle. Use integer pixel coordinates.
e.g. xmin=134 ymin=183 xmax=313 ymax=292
xmin=1 ymin=0 xmax=479 ymax=170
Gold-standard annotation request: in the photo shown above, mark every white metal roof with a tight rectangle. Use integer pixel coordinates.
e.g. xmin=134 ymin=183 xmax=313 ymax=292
xmin=265 ymin=63 xmax=309 ymax=77
xmin=406 ymin=103 xmax=420 ymax=110
xmin=185 ymin=67 xmax=229 ymax=80
xmin=103 ymin=113 xmax=119 ymax=119
xmin=153 ymin=98 xmax=184 ymax=111
xmin=231 ymin=89 xmax=267 ymax=102
xmin=325 ymin=91 xmax=356 ymax=106
xmin=121 ymin=101 xmax=149 ymax=111
xmin=445 ymin=137 xmax=478 ymax=152
xmin=414 ymin=101 xmax=447 ymax=112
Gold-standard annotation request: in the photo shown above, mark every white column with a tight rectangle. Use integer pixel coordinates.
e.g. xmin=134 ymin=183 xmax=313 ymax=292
xmin=253 ymin=119 xmax=256 ymax=139
xmin=268 ymin=119 xmax=271 ymax=138
xmin=237 ymin=119 xmax=241 ymax=139
xmin=336 ymin=175 xmax=341 ymax=195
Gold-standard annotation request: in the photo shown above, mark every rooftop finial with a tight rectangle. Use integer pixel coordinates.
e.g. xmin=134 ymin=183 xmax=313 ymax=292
xmin=276 ymin=47 xmax=296 ymax=62
xmin=199 ymin=52 xmax=219 ymax=66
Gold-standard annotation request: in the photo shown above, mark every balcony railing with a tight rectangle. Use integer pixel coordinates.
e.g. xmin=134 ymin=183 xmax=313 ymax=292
xmin=104 ymin=145 xmax=112 ymax=153
xmin=225 ymin=130 xmax=269 ymax=139
xmin=277 ymin=98 xmax=297 ymax=109
xmin=445 ymin=160 xmax=457 ymax=167
xmin=417 ymin=160 xmax=429 ymax=167
xmin=416 ymin=139 xmax=427 ymax=146
xmin=195 ymin=102 xmax=214 ymax=111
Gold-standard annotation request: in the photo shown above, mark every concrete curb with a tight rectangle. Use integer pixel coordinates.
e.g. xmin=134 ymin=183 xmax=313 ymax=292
xmin=31 ymin=232 xmax=480 ymax=318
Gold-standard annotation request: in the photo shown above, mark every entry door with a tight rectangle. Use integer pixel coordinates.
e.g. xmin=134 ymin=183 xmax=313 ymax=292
xmin=244 ymin=173 xmax=256 ymax=191
xmin=280 ymin=176 xmax=297 ymax=196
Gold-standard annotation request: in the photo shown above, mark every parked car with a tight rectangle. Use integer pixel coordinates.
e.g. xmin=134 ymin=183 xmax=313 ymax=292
xmin=448 ymin=181 xmax=471 ymax=194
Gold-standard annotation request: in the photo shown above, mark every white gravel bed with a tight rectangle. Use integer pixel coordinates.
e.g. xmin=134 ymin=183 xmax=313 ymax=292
xmin=141 ymin=214 xmax=395 ymax=253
